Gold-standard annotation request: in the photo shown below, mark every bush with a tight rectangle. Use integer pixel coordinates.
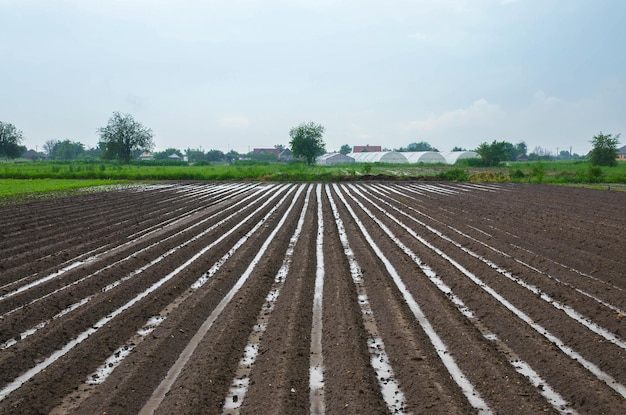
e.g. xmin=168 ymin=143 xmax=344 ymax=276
xmin=531 ymin=163 xmax=545 ymax=183
xmin=587 ymin=165 xmax=603 ymax=182
xmin=509 ymin=169 xmax=525 ymax=179
xmin=438 ymin=168 xmax=468 ymax=181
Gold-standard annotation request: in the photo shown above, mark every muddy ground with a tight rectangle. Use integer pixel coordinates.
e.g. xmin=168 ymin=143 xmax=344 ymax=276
xmin=0 ymin=182 xmax=624 ymax=414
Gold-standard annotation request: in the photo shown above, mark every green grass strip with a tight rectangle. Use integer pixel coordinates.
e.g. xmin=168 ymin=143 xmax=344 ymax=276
xmin=0 ymin=179 xmax=128 ymax=198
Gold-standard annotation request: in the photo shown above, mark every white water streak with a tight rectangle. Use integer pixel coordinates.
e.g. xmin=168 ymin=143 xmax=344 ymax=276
xmin=310 ymin=184 xmax=326 ymax=415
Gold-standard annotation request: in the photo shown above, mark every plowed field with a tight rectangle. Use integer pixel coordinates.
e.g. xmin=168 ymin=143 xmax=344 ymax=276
xmin=1 ymin=182 xmax=624 ymax=414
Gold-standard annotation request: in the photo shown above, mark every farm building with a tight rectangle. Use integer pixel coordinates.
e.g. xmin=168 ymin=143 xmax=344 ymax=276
xmin=353 ymin=145 xmax=382 ymax=153
xmin=617 ymin=145 xmax=626 ymax=161
xmin=138 ymin=151 xmax=154 ymax=161
xmin=403 ymin=151 xmax=447 ymax=164
xmin=253 ymin=148 xmax=280 ymax=155
xmin=279 ymin=149 xmax=293 ymax=162
xmin=348 ymin=151 xmax=409 ymax=164
xmin=316 ymin=153 xmax=355 ymax=165
xmin=441 ymin=151 xmax=480 ymax=164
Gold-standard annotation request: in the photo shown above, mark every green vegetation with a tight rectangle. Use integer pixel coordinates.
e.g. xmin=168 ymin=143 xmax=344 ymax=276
xmin=98 ymin=112 xmax=154 ymax=163
xmin=589 ymin=132 xmax=620 ymax=167
xmin=1 ymin=159 xmax=625 ymax=201
xmin=0 ymin=121 xmax=26 ymax=159
xmin=289 ymin=122 xmax=326 ymax=165
xmin=474 ymin=140 xmax=527 ymax=166
xmin=0 ymin=178 xmax=127 ymax=199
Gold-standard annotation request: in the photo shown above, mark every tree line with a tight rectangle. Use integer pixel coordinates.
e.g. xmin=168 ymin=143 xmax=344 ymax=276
xmin=1 ymin=113 xmax=621 ymax=167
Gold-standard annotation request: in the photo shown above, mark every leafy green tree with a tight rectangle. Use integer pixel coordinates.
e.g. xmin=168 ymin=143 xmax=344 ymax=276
xmin=44 ymin=139 xmax=58 ymax=156
xmin=407 ymin=141 xmax=437 ymax=151
xmin=589 ymin=132 xmax=620 ymax=167
xmin=185 ymin=148 xmax=206 ymax=163
xmin=225 ymin=150 xmax=240 ymax=162
xmin=49 ymin=140 xmax=85 ymax=160
xmin=504 ymin=141 xmax=528 ymax=161
xmin=289 ymin=122 xmax=326 ymax=165
xmin=515 ymin=141 xmax=527 ymax=158
xmin=452 ymin=146 xmax=467 ymax=151
xmin=205 ymin=149 xmax=225 ymax=162
xmin=0 ymin=121 xmax=25 ymax=159
xmin=84 ymin=146 xmax=103 ymax=159
xmin=475 ymin=141 xmax=511 ymax=166
xmin=339 ymin=144 xmax=351 ymax=155
xmin=98 ymin=112 xmax=154 ymax=163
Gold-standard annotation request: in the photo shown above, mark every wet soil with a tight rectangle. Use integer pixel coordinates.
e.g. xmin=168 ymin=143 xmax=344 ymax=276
xmin=0 ymin=182 xmax=624 ymax=414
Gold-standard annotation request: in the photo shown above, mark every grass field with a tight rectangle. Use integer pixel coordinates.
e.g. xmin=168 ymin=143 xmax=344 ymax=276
xmin=0 ymin=179 xmax=128 ymax=200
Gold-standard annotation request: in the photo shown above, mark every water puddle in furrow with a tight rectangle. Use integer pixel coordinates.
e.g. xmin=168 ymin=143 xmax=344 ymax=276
xmin=336 ymin=184 xmax=492 ymax=414
xmin=1 ymin=297 xmax=91 ymax=350
xmin=49 ymin=314 xmax=168 ymax=415
xmin=310 ymin=184 xmax=325 ymax=414
xmin=222 ymin=186 xmax=311 ymax=414
xmin=356 ymin=186 xmax=577 ymax=414
xmin=355 ymin=184 xmax=626 ymax=400
xmin=326 ymin=186 xmax=409 ymax=414
xmin=87 ymin=315 xmax=167 ymax=385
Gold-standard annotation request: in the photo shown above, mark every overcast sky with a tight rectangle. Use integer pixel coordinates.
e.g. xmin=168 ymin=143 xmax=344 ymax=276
xmin=1 ymin=0 xmax=624 ymax=155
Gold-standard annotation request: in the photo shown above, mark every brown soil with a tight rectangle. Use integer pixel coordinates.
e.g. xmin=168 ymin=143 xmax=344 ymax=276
xmin=0 ymin=182 xmax=624 ymax=414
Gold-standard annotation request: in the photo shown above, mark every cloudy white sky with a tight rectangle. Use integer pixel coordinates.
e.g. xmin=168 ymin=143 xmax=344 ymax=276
xmin=1 ymin=0 xmax=624 ymax=155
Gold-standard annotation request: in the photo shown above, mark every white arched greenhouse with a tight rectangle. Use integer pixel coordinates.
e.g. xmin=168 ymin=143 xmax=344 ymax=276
xmin=441 ymin=151 xmax=480 ymax=165
xmin=316 ymin=153 xmax=355 ymax=165
xmin=402 ymin=151 xmax=447 ymax=164
xmin=347 ymin=151 xmax=409 ymax=164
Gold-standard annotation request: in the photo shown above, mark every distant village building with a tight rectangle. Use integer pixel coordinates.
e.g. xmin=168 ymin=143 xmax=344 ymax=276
xmin=353 ymin=145 xmax=382 ymax=153
xmin=316 ymin=153 xmax=355 ymax=165
xmin=253 ymin=148 xmax=280 ymax=155
xmin=21 ymin=149 xmax=45 ymax=161
xmin=138 ymin=151 xmax=154 ymax=160
xmin=618 ymin=145 xmax=626 ymax=161
xmin=278 ymin=149 xmax=293 ymax=162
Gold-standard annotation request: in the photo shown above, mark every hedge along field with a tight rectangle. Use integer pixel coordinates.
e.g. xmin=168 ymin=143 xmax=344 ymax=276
xmin=506 ymin=160 xmax=626 ymax=184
